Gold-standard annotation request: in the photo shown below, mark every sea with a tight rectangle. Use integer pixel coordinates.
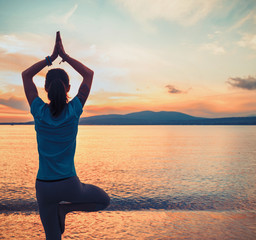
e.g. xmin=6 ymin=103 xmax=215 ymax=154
xmin=0 ymin=125 xmax=256 ymax=239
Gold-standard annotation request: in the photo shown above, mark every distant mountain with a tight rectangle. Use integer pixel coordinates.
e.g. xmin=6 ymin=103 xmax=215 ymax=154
xmin=1 ymin=111 xmax=256 ymax=125
xmin=79 ymin=111 xmax=202 ymax=125
xmin=78 ymin=111 xmax=256 ymax=125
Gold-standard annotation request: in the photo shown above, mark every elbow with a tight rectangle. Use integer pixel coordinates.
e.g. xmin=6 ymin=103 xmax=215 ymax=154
xmin=21 ymin=70 xmax=32 ymax=80
xmin=89 ymin=69 xmax=94 ymax=77
xmin=90 ymin=70 xmax=94 ymax=79
xmin=21 ymin=71 xmax=26 ymax=82
xmin=90 ymin=71 xmax=94 ymax=84
xmin=86 ymin=70 xmax=94 ymax=83
xmin=21 ymin=70 xmax=28 ymax=79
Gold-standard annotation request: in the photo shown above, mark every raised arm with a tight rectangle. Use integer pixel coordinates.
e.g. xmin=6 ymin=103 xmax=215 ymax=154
xmin=22 ymin=33 xmax=58 ymax=106
xmin=57 ymin=32 xmax=94 ymax=107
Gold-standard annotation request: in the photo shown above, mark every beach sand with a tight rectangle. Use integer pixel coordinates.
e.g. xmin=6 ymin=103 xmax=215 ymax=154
xmin=1 ymin=210 xmax=256 ymax=239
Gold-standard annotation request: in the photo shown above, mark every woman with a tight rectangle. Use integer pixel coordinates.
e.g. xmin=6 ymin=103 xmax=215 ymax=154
xmin=22 ymin=32 xmax=110 ymax=240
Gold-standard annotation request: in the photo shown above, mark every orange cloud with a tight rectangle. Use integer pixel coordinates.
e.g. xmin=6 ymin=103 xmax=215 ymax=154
xmin=0 ymin=50 xmax=47 ymax=76
xmin=159 ymin=91 xmax=256 ymax=117
xmin=0 ymin=96 xmax=29 ymax=111
xmin=0 ymin=105 xmax=31 ymax=123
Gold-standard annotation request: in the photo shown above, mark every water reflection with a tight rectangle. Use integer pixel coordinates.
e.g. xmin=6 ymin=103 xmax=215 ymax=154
xmin=1 ymin=125 xmax=256 ymax=239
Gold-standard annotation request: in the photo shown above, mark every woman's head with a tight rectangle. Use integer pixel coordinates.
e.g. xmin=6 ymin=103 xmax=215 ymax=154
xmin=45 ymin=68 xmax=70 ymax=117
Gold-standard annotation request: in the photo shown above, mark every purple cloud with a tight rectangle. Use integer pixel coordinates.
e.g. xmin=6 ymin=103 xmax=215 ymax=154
xmin=227 ymin=76 xmax=256 ymax=90
xmin=165 ymin=85 xmax=184 ymax=94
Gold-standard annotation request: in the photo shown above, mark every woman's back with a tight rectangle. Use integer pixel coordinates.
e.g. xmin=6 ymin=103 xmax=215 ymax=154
xmin=32 ymin=96 xmax=83 ymax=180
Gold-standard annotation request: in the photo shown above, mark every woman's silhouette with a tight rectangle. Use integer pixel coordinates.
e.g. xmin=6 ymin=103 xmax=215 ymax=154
xmin=22 ymin=32 xmax=110 ymax=240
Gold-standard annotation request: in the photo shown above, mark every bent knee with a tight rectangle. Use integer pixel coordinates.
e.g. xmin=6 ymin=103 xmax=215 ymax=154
xmin=103 ymin=193 xmax=110 ymax=208
xmin=85 ymin=184 xmax=110 ymax=208
xmin=99 ymin=190 xmax=110 ymax=209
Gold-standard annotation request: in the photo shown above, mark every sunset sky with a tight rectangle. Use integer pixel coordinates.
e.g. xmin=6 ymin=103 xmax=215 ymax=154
xmin=0 ymin=0 xmax=256 ymax=122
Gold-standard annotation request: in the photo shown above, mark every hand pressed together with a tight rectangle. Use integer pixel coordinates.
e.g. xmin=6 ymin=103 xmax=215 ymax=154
xmin=50 ymin=31 xmax=68 ymax=62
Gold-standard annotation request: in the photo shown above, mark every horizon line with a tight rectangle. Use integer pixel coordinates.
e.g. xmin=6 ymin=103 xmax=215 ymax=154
xmin=0 ymin=110 xmax=256 ymax=124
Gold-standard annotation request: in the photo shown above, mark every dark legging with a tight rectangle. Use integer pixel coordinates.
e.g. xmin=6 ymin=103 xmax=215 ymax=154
xmin=36 ymin=175 xmax=110 ymax=240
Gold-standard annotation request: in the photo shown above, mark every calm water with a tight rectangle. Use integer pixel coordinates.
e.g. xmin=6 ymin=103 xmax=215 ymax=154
xmin=0 ymin=125 xmax=256 ymax=239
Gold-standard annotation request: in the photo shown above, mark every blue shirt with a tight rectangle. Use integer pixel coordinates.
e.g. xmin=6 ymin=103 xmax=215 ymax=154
xmin=31 ymin=96 xmax=83 ymax=180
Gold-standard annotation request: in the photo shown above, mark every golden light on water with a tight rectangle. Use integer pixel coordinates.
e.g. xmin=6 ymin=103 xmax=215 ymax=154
xmin=1 ymin=125 xmax=256 ymax=238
